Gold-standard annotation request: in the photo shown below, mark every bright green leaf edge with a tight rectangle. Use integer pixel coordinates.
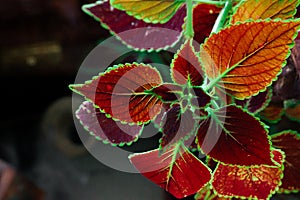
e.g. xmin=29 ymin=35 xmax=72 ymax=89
xmin=110 ymin=0 xmax=183 ymax=24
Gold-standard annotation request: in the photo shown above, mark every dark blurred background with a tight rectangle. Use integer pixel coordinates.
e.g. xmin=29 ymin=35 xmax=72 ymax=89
xmin=0 ymin=0 xmax=175 ymax=199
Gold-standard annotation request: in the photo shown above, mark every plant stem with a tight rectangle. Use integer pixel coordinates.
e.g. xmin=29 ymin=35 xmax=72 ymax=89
xmin=185 ymin=0 xmax=194 ymax=38
xmin=178 ymin=0 xmax=227 ymax=5
xmin=211 ymin=0 xmax=233 ymax=34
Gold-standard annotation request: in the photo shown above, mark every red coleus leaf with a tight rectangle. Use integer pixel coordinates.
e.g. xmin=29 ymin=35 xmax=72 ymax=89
xmin=171 ymin=39 xmax=204 ymax=86
xmin=83 ymin=1 xmax=186 ymax=51
xmin=193 ymin=4 xmax=222 ymax=47
xmin=70 ymin=63 xmax=163 ymax=124
xmin=271 ymin=131 xmax=300 ymax=191
xmin=235 ymin=89 xmax=272 ymax=114
xmin=160 ymin=104 xmax=196 ymax=149
xmin=212 ymin=149 xmax=285 ymax=199
xmin=129 ymin=145 xmax=211 ymax=199
xmin=76 ymin=101 xmax=143 ymax=145
xmin=196 ymin=105 xmax=273 ymax=166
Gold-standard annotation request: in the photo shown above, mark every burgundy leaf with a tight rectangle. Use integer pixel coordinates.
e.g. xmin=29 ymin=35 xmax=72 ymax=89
xmin=129 ymin=146 xmax=211 ymax=199
xmin=235 ymin=89 xmax=272 ymax=113
xmin=83 ymin=1 xmax=186 ymax=51
xmin=196 ymin=106 xmax=274 ymax=166
xmin=152 ymin=83 xmax=182 ymax=102
xmin=171 ymin=39 xmax=204 ymax=86
xmin=160 ymin=104 xmax=196 ymax=149
xmin=271 ymin=131 xmax=300 ymax=191
xmin=76 ymin=101 xmax=143 ymax=145
xmin=193 ymin=4 xmax=222 ymax=49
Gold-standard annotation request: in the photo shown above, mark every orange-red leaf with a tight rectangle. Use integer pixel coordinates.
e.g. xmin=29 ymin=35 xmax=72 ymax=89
xmin=212 ymin=149 xmax=285 ymax=199
xmin=231 ymin=0 xmax=299 ymax=24
xmin=110 ymin=0 xmax=183 ymax=24
xmin=200 ymin=20 xmax=300 ymax=99
xmin=271 ymin=131 xmax=300 ymax=191
xmin=70 ymin=63 xmax=163 ymax=124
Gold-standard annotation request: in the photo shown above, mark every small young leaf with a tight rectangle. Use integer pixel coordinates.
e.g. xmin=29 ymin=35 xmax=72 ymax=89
xmin=160 ymin=104 xmax=196 ymax=149
xmin=258 ymin=102 xmax=284 ymax=124
xmin=231 ymin=0 xmax=299 ymax=24
xmin=76 ymin=101 xmax=143 ymax=145
xmin=70 ymin=63 xmax=163 ymax=124
xmin=151 ymin=83 xmax=182 ymax=102
xmin=129 ymin=146 xmax=211 ymax=199
xmin=171 ymin=39 xmax=204 ymax=86
xmin=110 ymin=0 xmax=183 ymax=24
xmin=285 ymin=100 xmax=300 ymax=122
xmin=196 ymin=105 xmax=274 ymax=166
xmin=212 ymin=149 xmax=285 ymax=199
xmin=201 ymin=20 xmax=300 ymax=99
xmin=235 ymin=89 xmax=272 ymax=114
xmin=193 ymin=4 xmax=222 ymax=47
xmin=83 ymin=1 xmax=186 ymax=51
xmin=271 ymin=131 xmax=300 ymax=191
xmin=190 ymin=87 xmax=211 ymax=109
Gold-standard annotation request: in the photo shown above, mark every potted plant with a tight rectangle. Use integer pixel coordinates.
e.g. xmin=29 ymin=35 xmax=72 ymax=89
xmin=70 ymin=0 xmax=300 ymax=199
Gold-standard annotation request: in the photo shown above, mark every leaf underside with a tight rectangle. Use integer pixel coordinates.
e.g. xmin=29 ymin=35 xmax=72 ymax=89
xmin=83 ymin=1 xmax=186 ymax=51
xmin=76 ymin=101 xmax=143 ymax=145
xmin=201 ymin=20 xmax=300 ymax=99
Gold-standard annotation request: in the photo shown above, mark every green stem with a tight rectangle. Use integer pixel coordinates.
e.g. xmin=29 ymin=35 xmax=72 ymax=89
xmin=178 ymin=0 xmax=227 ymax=5
xmin=211 ymin=0 xmax=233 ymax=34
xmin=185 ymin=0 xmax=194 ymax=38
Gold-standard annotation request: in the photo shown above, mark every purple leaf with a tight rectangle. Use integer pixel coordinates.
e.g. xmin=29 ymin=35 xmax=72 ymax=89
xmin=83 ymin=1 xmax=186 ymax=51
xmin=76 ymin=101 xmax=143 ymax=146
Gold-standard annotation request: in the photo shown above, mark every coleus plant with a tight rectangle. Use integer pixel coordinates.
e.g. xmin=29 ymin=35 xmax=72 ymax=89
xmin=70 ymin=0 xmax=300 ymax=199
